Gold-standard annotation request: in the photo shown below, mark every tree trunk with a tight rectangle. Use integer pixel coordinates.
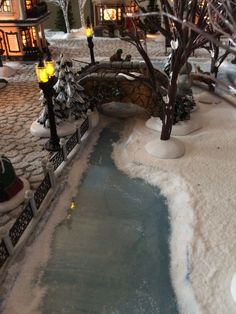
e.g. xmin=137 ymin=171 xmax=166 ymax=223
xmin=62 ymin=8 xmax=70 ymax=33
xmin=79 ymin=3 xmax=86 ymax=27
xmin=160 ymin=75 xmax=178 ymax=140
xmin=209 ymin=45 xmax=219 ymax=91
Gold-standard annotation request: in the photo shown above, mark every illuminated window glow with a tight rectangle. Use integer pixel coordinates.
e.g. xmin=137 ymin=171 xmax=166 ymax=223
xmin=104 ymin=8 xmax=117 ymax=21
xmin=21 ymin=28 xmax=32 ymax=47
xmin=25 ymin=0 xmax=33 ymax=10
xmin=31 ymin=26 xmax=37 ymax=46
xmin=0 ymin=0 xmax=12 ymax=12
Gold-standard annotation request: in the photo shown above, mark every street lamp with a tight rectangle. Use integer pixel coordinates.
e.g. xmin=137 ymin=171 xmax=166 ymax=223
xmin=85 ymin=16 xmax=95 ymax=64
xmin=35 ymin=55 xmax=60 ymax=152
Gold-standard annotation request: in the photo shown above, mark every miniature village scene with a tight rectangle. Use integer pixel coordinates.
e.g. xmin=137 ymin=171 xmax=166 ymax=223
xmin=0 ymin=0 xmax=236 ymax=313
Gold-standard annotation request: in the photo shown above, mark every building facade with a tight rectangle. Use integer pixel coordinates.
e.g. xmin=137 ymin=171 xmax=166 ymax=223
xmin=0 ymin=0 xmax=50 ymax=60
xmin=92 ymin=0 xmax=139 ymax=37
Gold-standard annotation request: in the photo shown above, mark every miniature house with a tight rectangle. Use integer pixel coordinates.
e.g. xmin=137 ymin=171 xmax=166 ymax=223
xmin=92 ymin=0 xmax=138 ymax=37
xmin=0 ymin=0 xmax=50 ymax=60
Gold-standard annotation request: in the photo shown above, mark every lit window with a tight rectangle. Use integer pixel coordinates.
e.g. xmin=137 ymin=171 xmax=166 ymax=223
xmin=100 ymin=8 xmax=103 ymax=20
xmin=25 ymin=0 xmax=32 ymax=10
xmin=21 ymin=28 xmax=32 ymax=47
xmin=0 ymin=0 xmax=12 ymax=12
xmin=118 ymin=8 xmax=121 ymax=20
xmin=31 ymin=26 xmax=37 ymax=46
xmin=104 ymin=9 xmax=117 ymax=21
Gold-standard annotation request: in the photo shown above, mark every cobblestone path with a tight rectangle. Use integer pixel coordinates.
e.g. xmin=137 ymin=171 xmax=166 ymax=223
xmin=0 ymin=65 xmax=50 ymax=228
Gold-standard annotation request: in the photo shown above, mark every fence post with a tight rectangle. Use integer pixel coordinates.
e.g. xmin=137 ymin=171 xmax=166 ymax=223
xmin=41 ymin=157 xmax=48 ymax=177
xmin=46 ymin=162 xmax=56 ymax=188
xmin=87 ymin=109 xmax=92 ymax=129
xmin=76 ymin=122 xmax=81 ymax=144
xmin=1 ymin=228 xmax=14 ymax=256
xmin=25 ymin=190 xmax=37 ymax=216
xmin=60 ymin=138 xmax=67 ymax=161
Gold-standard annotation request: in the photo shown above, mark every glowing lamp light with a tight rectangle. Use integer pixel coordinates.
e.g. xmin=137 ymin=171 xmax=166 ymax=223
xmin=85 ymin=26 xmax=93 ymax=38
xmin=70 ymin=201 xmax=76 ymax=209
xmin=45 ymin=59 xmax=56 ymax=78
xmin=35 ymin=60 xmax=49 ymax=83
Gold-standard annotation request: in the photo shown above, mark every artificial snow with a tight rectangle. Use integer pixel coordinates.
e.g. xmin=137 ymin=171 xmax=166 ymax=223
xmin=111 ymin=98 xmax=236 ymax=313
xmin=231 ymin=273 xmax=236 ymax=304
xmin=118 ymin=72 xmax=141 ymax=80
xmin=0 ymin=66 xmax=16 ymax=78
xmin=198 ymin=91 xmax=221 ymax=104
xmin=0 ymin=119 xmax=106 ymax=314
xmin=30 ymin=120 xmax=81 ymax=138
xmin=145 ymin=137 xmax=185 ymax=159
xmin=1 ymin=93 xmax=236 ymax=313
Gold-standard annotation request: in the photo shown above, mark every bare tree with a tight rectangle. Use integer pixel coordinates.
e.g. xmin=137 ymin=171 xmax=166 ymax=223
xmin=126 ymin=1 xmax=226 ymax=140
xmin=207 ymin=0 xmax=236 ymax=46
xmin=179 ymin=1 xmax=236 ymax=97
xmin=47 ymin=0 xmax=71 ymax=33
xmin=146 ymin=0 xmax=216 ymax=140
xmin=122 ymin=19 xmax=168 ymax=116
xmin=78 ymin=0 xmax=87 ymax=27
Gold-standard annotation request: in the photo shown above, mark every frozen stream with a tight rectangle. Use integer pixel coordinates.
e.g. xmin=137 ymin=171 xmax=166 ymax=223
xmin=39 ymin=123 xmax=178 ymax=314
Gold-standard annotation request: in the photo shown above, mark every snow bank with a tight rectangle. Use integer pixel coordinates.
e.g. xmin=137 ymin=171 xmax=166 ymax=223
xmin=0 ymin=120 xmax=107 ymax=314
xmin=112 ymin=98 xmax=236 ymax=313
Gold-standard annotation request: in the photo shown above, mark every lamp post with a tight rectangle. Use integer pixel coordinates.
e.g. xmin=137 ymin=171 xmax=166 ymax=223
xmin=35 ymin=55 xmax=60 ymax=152
xmin=85 ymin=16 xmax=95 ymax=64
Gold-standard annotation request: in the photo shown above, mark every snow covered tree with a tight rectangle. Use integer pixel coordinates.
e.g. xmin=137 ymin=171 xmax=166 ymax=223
xmin=46 ymin=0 xmax=71 ymax=33
xmin=77 ymin=0 xmax=87 ymax=28
xmin=37 ymin=55 xmax=90 ymax=127
xmin=55 ymin=3 xmax=74 ymax=33
xmin=138 ymin=0 xmax=162 ymax=34
xmin=53 ymin=55 xmax=90 ymax=122
xmin=126 ymin=0 xmax=215 ymax=141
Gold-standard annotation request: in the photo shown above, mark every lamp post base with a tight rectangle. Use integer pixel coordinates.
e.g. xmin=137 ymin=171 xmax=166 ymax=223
xmin=44 ymin=140 xmax=61 ymax=152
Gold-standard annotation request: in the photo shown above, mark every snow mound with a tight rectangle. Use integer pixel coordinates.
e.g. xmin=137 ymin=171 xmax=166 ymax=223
xmin=198 ymin=91 xmax=221 ymax=104
xmin=231 ymin=274 xmax=236 ymax=304
xmin=145 ymin=112 xmax=202 ymax=136
xmin=112 ymin=99 xmax=236 ymax=313
xmin=0 ymin=66 xmax=16 ymax=78
xmin=30 ymin=120 xmax=80 ymax=138
xmin=145 ymin=137 xmax=185 ymax=159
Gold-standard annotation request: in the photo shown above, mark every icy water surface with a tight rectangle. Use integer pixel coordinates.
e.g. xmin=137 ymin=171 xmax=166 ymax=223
xmin=40 ymin=123 xmax=178 ymax=314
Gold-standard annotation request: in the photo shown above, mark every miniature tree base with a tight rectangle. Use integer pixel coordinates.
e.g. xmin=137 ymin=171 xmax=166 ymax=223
xmin=198 ymin=91 xmax=221 ymax=104
xmin=231 ymin=274 xmax=236 ymax=304
xmin=30 ymin=120 xmax=80 ymax=138
xmin=145 ymin=112 xmax=202 ymax=136
xmin=0 ymin=66 xmax=16 ymax=78
xmin=0 ymin=178 xmax=29 ymax=213
xmin=145 ymin=137 xmax=185 ymax=159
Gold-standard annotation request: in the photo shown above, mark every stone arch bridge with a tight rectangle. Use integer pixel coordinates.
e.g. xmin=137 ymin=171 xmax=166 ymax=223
xmin=78 ymin=61 xmax=168 ymax=116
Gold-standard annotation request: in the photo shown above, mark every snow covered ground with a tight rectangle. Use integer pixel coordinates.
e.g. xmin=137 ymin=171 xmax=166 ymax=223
xmin=112 ymin=96 xmax=236 ymax=313
xmin=1 ymin=31 xmax=236 ymax=313
xmin=1 ymin=98 xmax=236 ymax=314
